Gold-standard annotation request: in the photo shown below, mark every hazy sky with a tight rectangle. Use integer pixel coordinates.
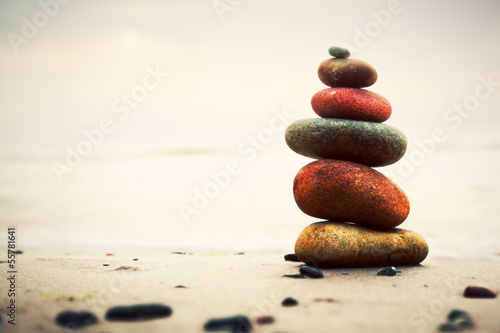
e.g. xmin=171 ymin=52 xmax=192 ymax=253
xmin=1 ymin=0 xmax=500 ymax=153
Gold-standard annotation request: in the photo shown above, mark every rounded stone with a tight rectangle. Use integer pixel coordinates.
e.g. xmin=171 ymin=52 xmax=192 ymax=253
xmin=328 ymin=46 xmax=350 ymax=58
xmin=318 ymin=58 xmax=377 ymax=88
xmin=55 ymin=311 xmax=98 ymax=329
xmin=311 ymin=88 xmax=391 ymax=122
xmin=294 ymin=221 xmax=429 ymax=268
xmin=285 ymin=118 xmax=407 ymax=167
xmin=293 ymin=159 xmax=410 ymax=229
xmin=105 ymin=304 xmax=172 ymax=321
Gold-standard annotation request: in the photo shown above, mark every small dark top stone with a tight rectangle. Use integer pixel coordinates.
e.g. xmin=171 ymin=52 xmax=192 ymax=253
xmin=377 ymin=266 xmax=397 ymax=276
xmin=105 ymin=304 xmax=172 ymax=321
xmin=55 ymin=311 xmax=97 ymax=329
xmin=284 ymin=253 xmax=300 ymax=262
xmin=463 ymin=286 xmax=497 ymax=298
xmin=299 ymin=265 xmax=324 ymax=278
xmin=328 ymin=46 xmax=350 ymax=58
xmin=203 ymin=315 xmax=252 ymax=332
xmin=281 ymin=297 xmax=298 ymax=307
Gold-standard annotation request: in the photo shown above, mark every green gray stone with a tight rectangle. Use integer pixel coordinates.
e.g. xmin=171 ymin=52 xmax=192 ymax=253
xmin=285 ymin=118 xmax=407 ymax=167
xmin=328 ymin=46 xmax=350 ymax=58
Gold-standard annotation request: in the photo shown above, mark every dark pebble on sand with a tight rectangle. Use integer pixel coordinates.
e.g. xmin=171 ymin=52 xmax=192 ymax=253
xmin=103 ymin=264 xmax=110 ymax=266
xmin=55 ymin=311 xmax=97 ymax=329
xmin=377 ymin=266 xmax=397 ymax=276
xmin=284 ymin=253 xmax=300 ymax=262
xmin=281 ymin=297 xmax=298 ymax=307
xmin=175 ymin=285 xmax=187 ymax=288
xmin=105 ymin=304 xmax=172 ymax=321
xmin=439 ymin=309 xmax=474 ymax=331
xmin=203 ymin=315 xmax=252 ymax=332
xmin=133 ymin=258 xmax=138 ymax=261
xmin=255 ymin=315 xmax=275 ymax=325
xmin=463 ymin=286 xmax=496 ymax=298
xmin=299 ymin=265 xmax=324 ymax=278
xmin=14 ymin=250 xmax=23 ymax=254
xmin=172 ymin=251 xmax=186 ymax=255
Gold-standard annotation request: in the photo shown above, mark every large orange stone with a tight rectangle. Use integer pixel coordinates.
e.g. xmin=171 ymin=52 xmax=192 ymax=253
xmin=294 ymin=221 xmax=429 ymax=268
xmin=293 ymin=160 xmax=409 ymax=229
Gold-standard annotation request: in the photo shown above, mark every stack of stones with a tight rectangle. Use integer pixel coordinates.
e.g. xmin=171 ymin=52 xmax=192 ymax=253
xmin=285 ymin=46 xmax=429 ymax=268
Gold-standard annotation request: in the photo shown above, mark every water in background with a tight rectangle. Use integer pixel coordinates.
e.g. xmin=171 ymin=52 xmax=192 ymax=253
xmin=1 ymin=144 xmax=499 ymax=261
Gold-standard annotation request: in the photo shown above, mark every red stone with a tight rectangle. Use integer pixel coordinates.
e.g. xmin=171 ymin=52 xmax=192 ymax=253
xmin=293 ymin=160 xmax=410 ymax=230
xmin=463 ymin=286 xmax=497 ymax=298
xmin=311 ymin=88 xmax=392 ymax=122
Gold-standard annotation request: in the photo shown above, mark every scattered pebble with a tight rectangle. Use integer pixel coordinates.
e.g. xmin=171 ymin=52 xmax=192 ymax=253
xmin=313 ymin=298 xmax=335 ymax=303
xmin=105 ymin=253 xmax=114 ymax=256
xmin=328 ymin=46 xmax=350 ymax=58
xmin=14 ymin=250 xmax=23 ymax=254
xmin=341 ymin=272 xmax=349 ymax=275
xmin=255 ymin=315 xmax=275 ymax=325
xmin=203 ymin=315 xmax=252 ymax=332
xmin=175 ymin=285 xmax=187 ymax=288
xmin=377 ymin=266 xmax=397 ymax=276
xmin=133 ymin=258 xmax=138 ymax=261
xmin=172 ymin=251 xmax=186 ymax=255
xmin=299 ymin=265 xmax=324 ymax=278
xmin=236 ymin=252 xmax=245 ymax=255
xmin=463 ymin=286 xmax=496 ymax=298
xmin=112 ymin=266 xmax=141 ymax=271
xmin=55 ymin=311 xmax=97 ymax=329
xmin=281 ymin=297 xmax=298 ymax=307
xmin=284 ymin=253 xmax=300 ymax=262
xmin=103 ymin=264 xmax=110 ymax=266
xmin=105 ymin=304 xmax=172 ymax=321
xmin=282 ymin=274 xmax=304 ymax=279
xmin=438 ymin=309 xmax=474 ymax=332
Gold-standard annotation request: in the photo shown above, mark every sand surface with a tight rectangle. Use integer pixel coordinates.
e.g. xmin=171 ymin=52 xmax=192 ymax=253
xmin=1 ymin=251 xmax=499 ymax=333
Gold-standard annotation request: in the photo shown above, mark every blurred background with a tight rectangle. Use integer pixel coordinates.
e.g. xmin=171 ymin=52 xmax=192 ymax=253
xmin=1 ymin=0 xmax=499 ymax=259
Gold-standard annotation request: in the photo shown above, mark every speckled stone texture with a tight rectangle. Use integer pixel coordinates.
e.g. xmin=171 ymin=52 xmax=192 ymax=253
xmin=293 ymin=160 xmax=410 ymax=229
xmin=285 ymin=118 xmax=407 ymax=167
xmin=294 ymin=221 xmax=429 ymax=268
xmin=311 ymin=88 xmax=392 ymax=122
xmin=318 ymin=58 xmax=377 ymax=88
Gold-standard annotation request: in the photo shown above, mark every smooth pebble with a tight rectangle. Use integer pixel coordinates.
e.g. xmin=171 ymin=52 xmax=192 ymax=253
xmin=311 ymin=87 xmax=391 ymax=122
xmin=285 ymin=118 xmax=407 ymax=167
xmin=318 ymin=58 xmax=377 ymax=88
xmin=55 ymin=311 xmax=97 ymax=329
xmin=295 ymin=222 xmax=429 ymax=268
xmin=203 ymin=315 xmax=252 ymax=332
xmin=328 ymin=46 xmax=350 ymax=58
xmin=293 ymin=160 xmax=410 ymax=229
xmin=105 ymin=304 xmax=172 ymax=321
xmin=299 ymin=265 xmax=324 ymax=278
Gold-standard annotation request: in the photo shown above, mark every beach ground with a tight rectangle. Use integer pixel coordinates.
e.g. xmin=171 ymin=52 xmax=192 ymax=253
xmin=1 ymin=250 xmax=499 ymax=333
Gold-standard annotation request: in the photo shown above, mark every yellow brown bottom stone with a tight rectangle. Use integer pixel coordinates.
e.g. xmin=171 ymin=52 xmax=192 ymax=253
xmin=294 ymin=221 xmax=429 ymax=268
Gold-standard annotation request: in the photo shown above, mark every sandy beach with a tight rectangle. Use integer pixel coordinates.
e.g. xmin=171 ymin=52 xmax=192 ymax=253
xmin=1 ymin=250 xmax=499 ymax=333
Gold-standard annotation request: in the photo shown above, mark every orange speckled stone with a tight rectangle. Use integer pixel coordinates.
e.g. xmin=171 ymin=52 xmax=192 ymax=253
xmin=311 ymin=88 xmax=392 ymax=122
xmin=318 ymin=58 xmax=377 ymax=88
xmin=293 ymin=160 xmax=409 ymax=229
xmin=294 ymin=221 xmax=429 ymax=268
